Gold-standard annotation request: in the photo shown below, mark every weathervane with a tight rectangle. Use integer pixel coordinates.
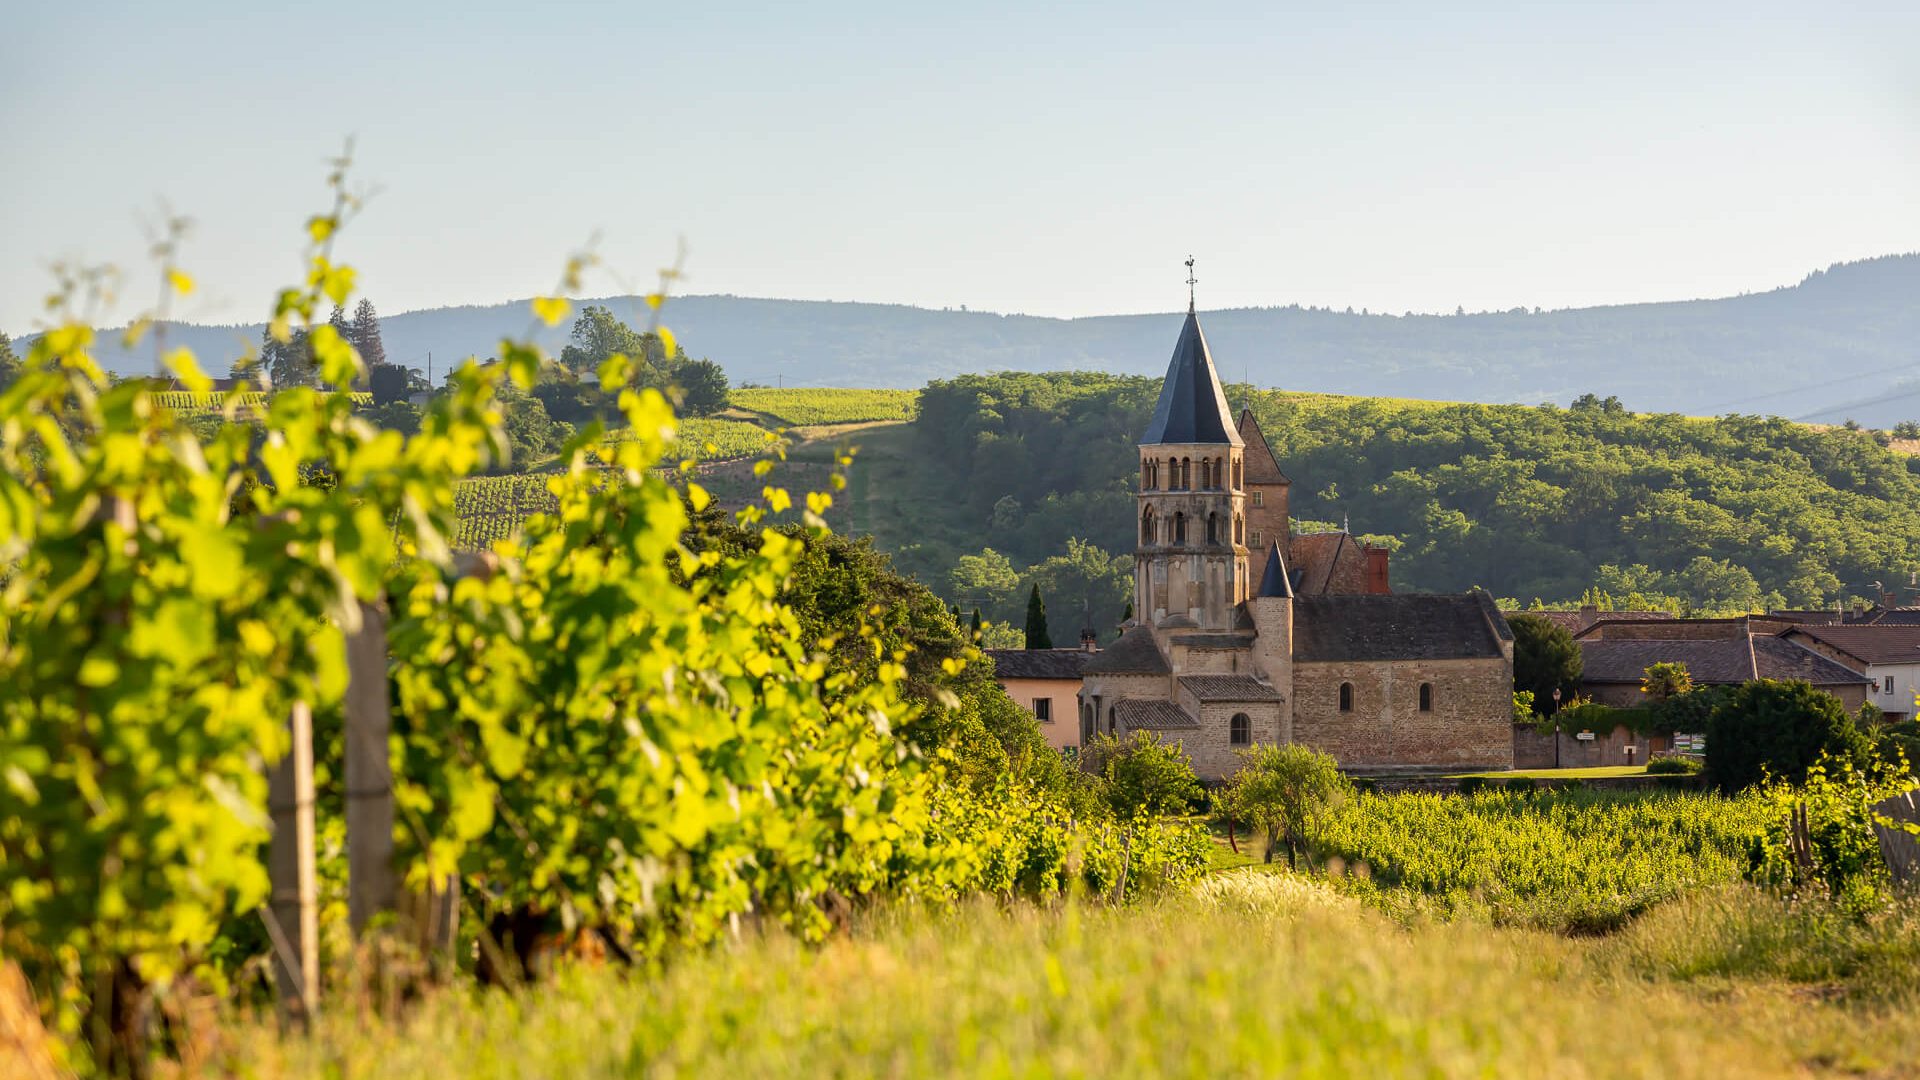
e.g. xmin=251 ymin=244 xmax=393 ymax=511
xmin=1185 ymin=256 xmax=1197 ymax=313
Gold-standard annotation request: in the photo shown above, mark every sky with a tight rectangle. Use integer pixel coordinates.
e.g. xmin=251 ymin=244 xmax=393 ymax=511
xmin=4 ymin=1 xmax=1919 ymax=333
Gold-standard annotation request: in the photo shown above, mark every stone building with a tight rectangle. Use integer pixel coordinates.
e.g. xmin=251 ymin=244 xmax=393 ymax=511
xmin=1075 ymin=305 xmax=1515 ymax=780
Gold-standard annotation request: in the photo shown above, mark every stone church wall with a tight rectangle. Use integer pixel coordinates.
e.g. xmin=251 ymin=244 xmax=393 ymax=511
xmin=1292 ymin=658 xmax=1513 ymax=770
xmin=1177 ymin=701 xmax=1286 ymax=780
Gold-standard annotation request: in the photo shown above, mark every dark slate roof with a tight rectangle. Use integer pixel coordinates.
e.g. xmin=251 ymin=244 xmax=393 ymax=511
xmin=1859 ymin=607 xmax=1920 ymax=627
xmin=1782 ymin=625 xmax=1920 ymax=666
xmin=1236 ymin=409 xmax=1290 ymax=485
xmin=1179 ymin=675 xmax=1284 ymax=702
xmin=984 ymin=648 xmax=1092 ymax=681
xmin=1141 ymin=311 xmax=1242 ymax=446
xmin=1292 ymin=592 xmax=1508 ymax=662
xmin=1083 ymin=625 xmax=1172 ymax=675
xmin=1114 ymin=699 xmax=1200 ymax=731
xmin=1578 ymin=637 xmax=1869 ymax=687
xmin=1258 ymin=542 xmax=1293 ymax=598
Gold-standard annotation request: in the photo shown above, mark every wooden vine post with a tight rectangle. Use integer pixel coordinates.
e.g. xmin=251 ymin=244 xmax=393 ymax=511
xmin=266 ymin=700 xmax=319 ymax=1021
xmin=345 ymin=597 xmax=399 ymax=931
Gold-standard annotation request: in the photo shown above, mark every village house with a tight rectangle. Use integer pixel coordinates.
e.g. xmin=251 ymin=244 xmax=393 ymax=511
xmin=1515 ymin=615 xmax=1881 ymax=769
xmin=1780 ymin=624 xmax=1920 ymax=723
xmin=984 ymin=645 xmax=1096 ymax=753
xmin=1061 ymin=303 xmax=1514 ymax=781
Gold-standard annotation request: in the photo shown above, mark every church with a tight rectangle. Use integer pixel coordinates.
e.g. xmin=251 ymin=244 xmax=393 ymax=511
xmin=1075 ymin=303 xmax=1516 ymax=779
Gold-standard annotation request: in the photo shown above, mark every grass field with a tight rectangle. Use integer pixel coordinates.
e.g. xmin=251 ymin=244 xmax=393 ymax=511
xmin=188 ymin=875 xmax=1920 ymax=1078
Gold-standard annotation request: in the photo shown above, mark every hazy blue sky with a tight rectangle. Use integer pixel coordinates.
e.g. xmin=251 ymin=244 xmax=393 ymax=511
xmin=4 ymin=1 xmax=1918 ymax=332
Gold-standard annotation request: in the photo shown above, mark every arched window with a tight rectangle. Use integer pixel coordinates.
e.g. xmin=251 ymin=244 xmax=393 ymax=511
xmin=1234 ymin=515 xmax=1243 ymax=544
xmin=1108 ymin=705 xmax=1119 ymax=733
xmin=1173 ymin=512 xmax=1187 ymax=544
xmin=1233 ymin=459 xmax=1242 ymax=489
xmin=1206 ymin=513 xmax=1218 ymax=544
xmin=1141 ymin=506 xmax=1156 ymax=544
xmin=1230 ymin=713 xmax=1251 ymax=745
xmin=1184 ymin=457 xmax=1193 ymax=489
xmin=1419 ymin=683 xmax=1433 ymax=712
xmin=1339 ymin=683 xmax=1354 ymax=712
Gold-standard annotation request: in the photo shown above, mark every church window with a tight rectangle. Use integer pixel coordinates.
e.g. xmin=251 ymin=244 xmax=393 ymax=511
xmin=1173 ymin=512 xmax=1187 ymax=544
xmin=1206 ymin=513 xmax=1218 ymax=544
xmin=1252 ymin=491 xmax=1265 ymax=507
xmin=1142 ymin=506 xmax=1156 ymax=544
xmin=1419 ymin=683 xmax=1433 ymax=712
xmin=1233 ymin=459 xmax=1242 ymax=489
xmin=1339 ymin=683 xmax=1354 ymax=712
xmin=1235 ymin=515 xmax=1244 ymax=544
xmin=1180 ymin=457 xmax=1191 ymax=489
xmin=1230 ymin=713 xmax=1251 ymax=745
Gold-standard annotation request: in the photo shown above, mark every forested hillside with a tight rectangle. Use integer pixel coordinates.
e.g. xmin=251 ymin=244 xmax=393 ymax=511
xmin=878 ymin=372 xmax=1920 ymax=642
xmin=34 ymin=253 xmax=1920 ymax=426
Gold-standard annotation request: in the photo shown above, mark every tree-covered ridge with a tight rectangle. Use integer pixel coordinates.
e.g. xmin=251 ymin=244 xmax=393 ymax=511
xmin=906 ymin=372 xmax=1920 ymax=617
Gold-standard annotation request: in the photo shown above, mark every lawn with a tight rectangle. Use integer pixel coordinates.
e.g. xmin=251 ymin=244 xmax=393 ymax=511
xmin=1451 ymin=765 xmax=1650 ymax=779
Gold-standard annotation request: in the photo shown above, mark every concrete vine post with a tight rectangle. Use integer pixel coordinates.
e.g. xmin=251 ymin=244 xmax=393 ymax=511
xmin=266 ymin=700 xmax=319 ymax=1021
xmin=345 ymin=598 xmax=398 ymax=931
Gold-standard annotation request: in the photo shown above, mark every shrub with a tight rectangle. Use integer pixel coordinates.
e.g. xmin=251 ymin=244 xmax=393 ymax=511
xmin=1647 ymin=756 xmax=1703 ymax=775
xmin=1705 ymin=679 xmax=1875 ymax=792
xmin=1505 ymin=777 xmax=1538 ymax=793
xmin=1458 ymin=776 xmax=1491 ymax=795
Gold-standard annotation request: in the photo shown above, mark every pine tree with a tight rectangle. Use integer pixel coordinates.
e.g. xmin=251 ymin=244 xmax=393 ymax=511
xmin=350 ymin=298 xmax=387 ymax=369
xmin=1023 ymin=584 xmax=1052 ymax=649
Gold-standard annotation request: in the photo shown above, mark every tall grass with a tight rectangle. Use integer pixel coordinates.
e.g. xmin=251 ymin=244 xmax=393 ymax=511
xmin=183 ymin=876 xmax=1920 ymax=1078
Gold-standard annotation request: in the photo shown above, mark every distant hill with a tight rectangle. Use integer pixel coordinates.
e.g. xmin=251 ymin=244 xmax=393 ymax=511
xmin=33 ymin=253 xmax=1920 ymax=426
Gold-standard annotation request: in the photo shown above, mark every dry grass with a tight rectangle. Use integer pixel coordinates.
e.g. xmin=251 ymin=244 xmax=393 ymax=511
xmin=176 ymin=876 xmax=1920 ymax=1078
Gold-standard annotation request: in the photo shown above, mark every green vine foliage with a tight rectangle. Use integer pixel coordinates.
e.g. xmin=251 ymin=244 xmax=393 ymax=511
xmin=1746 ymin=756 xmax=1913 ymax=911
xmin=0 ymin=174 xmax=1210 ymax=1071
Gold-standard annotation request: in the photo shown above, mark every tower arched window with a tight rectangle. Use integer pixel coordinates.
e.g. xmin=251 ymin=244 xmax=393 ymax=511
xmin=1230 ymin=713 xmax=1251 ymax=745
xmin=1180 ymin=457 xmax=1191 ymax=489
xmin=1206 ymin=513 xmax=1218 ymax=544
xmin=1419 ymin=683 xmax=1433 ymax=712
xmin=1339 ymin=683 xmax=1354 ymax=712
xmin=1233 ymin=459 xmax=1242 ymax=489
xmin=1141 ymin=506 xmax=1156 ymax=544
xmin=1173 ymin=512 xmax=1187 ymax=545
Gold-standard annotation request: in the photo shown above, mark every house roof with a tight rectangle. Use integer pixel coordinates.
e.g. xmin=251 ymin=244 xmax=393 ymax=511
xmin=1289 ymin=531 xmax=1354 ymax=596
xmin=984 ymin=648 xmax=1092 ymax=681
xmin=1578 ymin=636 xmax=1870 ymax=687
xmin=1235 ymin=408 xmax=1290 ymax=485
xmin=1114 ymin=699 xmax=1200 ymax=731
xmin=1291 ymin=592 xmax=1510 ymax=663
xmin=1141 ymin=310 xmax=1242 ymax=446
xmin=1514 ymin=610 xmax=1677 ymax=635
xmin=1857 ymin=607 xmax=1920 ymax=627
xmin=1783 ymin=625 xmax=1920 ymax=666
xmin=1178 ymin=675 xmax=1284 ymax=702
xmin=1083 ymin=624 xmax=1172 ymax=675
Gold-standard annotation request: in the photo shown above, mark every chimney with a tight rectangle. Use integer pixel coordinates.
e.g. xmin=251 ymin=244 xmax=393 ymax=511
xmin=1364 ymin=546 xmax=1390 ymax=595
xmin=1080 ymin=626 xmax=1098 ymax=652
xmin=1578 ymin=604 xmax=1598 ymax=628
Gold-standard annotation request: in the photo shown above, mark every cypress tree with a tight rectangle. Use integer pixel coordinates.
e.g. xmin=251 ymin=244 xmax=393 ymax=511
xmin=969 ymin=608 xmax=982 ymax=634
xmin=1024 ymin=584 xmax=1052 ymax=649
xmin=351 ymin=298 xmax=387 ymax=369
xmin=0 ymin=329 xmax=18 ymax=389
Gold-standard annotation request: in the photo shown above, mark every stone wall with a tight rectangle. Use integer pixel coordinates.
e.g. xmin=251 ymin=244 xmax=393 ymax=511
xmin=1292 ymin=658 xmax=1513 ymax=770
xmin=1175 ymin=700 xmax=1286 ymax=781
xmin=1512 ymin=723 xmax=1670 ymax=770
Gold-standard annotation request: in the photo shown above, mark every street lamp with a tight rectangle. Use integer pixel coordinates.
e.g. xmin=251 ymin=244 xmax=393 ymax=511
xmin=1551 ymin=687 xmax=1563 ymax=769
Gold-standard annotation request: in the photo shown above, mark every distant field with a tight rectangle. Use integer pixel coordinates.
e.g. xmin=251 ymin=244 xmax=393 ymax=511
xmin=451 ymin=474 xmax=556 ymax=551
xmin=731 ymin=388 xmax=917 ymax=426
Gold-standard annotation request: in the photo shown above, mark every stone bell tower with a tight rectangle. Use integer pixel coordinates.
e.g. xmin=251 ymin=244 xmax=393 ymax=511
xmin=1134 ymin=282 xmax=1249 ymax=633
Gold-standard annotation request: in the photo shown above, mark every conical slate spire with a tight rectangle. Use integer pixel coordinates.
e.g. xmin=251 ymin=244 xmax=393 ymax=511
xmin=1258 ymin=542 xmax=1293 ymax=598
xmin=1141 ymin=310 xmax=1243 ymax=446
